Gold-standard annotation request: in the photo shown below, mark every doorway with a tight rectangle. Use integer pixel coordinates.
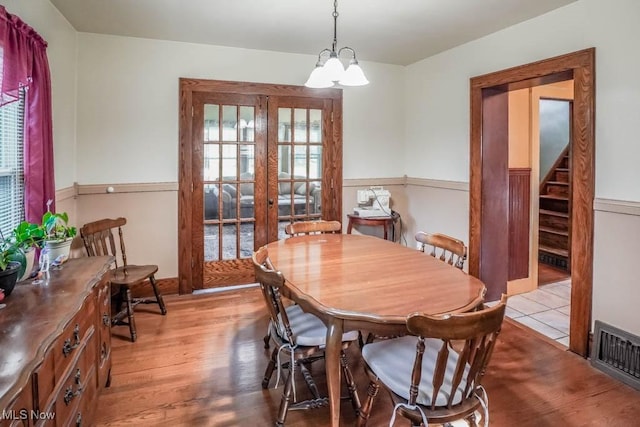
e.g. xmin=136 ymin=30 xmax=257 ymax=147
xmin=503 ymin=83 xmax=574 ymax=347
xmin=178 ymin=79 xmax=343 ymax=293
xmin=469 ymin=48 xmax=595 ymax=357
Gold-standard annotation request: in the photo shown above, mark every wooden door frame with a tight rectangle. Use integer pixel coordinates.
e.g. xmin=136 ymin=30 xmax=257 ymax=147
xmin=178 ymin=78 xmax=343 ymax=294
xmin=469 ymin=48 xmax=595 ymax=356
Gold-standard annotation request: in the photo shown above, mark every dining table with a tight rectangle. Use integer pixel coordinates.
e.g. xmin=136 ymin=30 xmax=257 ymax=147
xmin=265 ymin=233 xmax=486 ymax=426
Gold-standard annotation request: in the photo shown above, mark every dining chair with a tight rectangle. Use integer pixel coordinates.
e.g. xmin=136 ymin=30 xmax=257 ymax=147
xmin=253 ymin=246 xmax=361 ymax=426
xmin=284 ymin=220 xmax=342 ymax=236
xmin=262 ymin=219 xmax=342 ymax=350
xmin=361 ymin=233 xmax=471 ymax=348
xmin=356 ymin=295 xmax=507 ymax=427
xmin=415 ymin=231 xmax=468 ymax=270
xmin=80 ymin=217 xmax=167 ymax=342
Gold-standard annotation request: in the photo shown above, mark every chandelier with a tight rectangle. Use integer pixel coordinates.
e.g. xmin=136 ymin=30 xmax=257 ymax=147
xmin=304 ymin=0 xmax=369 ymax=88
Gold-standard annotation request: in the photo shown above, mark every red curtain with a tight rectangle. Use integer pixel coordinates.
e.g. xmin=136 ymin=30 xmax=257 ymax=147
xmin=0 ymin=5 xmax=55 ymax=222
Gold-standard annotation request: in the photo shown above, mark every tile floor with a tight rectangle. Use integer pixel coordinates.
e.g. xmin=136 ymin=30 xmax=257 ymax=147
xmin=488 ymin=278 xmax=572 ymax=347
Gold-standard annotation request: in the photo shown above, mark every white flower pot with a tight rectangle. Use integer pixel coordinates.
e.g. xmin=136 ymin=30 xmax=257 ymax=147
xmin=19 ymin=247 xmax=36 ymax=281
xmin=45 ymin=238 xmax=73 ymax=263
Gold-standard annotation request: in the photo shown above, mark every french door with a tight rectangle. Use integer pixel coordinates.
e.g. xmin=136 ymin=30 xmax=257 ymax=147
xmin=178 ymin=79 xmax=342 ymax=293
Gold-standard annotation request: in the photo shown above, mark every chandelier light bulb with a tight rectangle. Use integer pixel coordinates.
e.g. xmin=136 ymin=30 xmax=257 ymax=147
xmin=323 ymin=54 xmax=345 ymax=82
xmin=305 ymin=64 xmax=334 ymax=88
xmin=339 ymin=59 xmax=369 ymax=86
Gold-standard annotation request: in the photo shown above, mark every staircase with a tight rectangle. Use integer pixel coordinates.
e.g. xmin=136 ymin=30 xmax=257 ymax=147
xmin=539 ymin=148 xmax=571 ymax=272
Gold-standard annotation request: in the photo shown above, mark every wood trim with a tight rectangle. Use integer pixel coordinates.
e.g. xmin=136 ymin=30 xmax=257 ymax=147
xmin=479 ymin=88 xmax=509 ymax=301
xmin=129 ymin=277 xmax=179 ymax=298
xmin=179 ymin=78 xmax=343 ymax=100
xmin=470 ymin=48 xmax=595 ymax=357
xmin=330 ymin=98 xmax=343 ymax=221
xmin=594 ymin=198 xmax=640 ymax=216
xmin=570 ymin=58 xmax=595 ymax=357
xmin=77 ymin=182 xmax=178 ymax=194
xmin=74 ymin=177 xmax=468 ymax=193
xmin=404 ymin=177 xmax=469 ymax=191
xmin=178 ymin=79 xmax=194 ymax=294
xmin=178 ymin=78 xmax=343 ymax=294
xmin=55 ymin=185 xmax=76 ymax=202
xmin=508 ymin=168 xmax=531 ymax=281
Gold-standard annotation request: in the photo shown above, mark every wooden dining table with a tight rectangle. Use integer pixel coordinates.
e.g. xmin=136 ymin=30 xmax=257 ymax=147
xmin=265 ymin=233 xmax=486 ymax=426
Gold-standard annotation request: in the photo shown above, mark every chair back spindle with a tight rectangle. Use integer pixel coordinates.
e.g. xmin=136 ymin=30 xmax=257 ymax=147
xmin=253 ymin=247 xmax=296 ymax=346
xmin=415 ymin=231 xmax=467 ymax=270
xmin=81 ymin=217 xmax=129 ymax=269
xmin=405 ymin=295 xmax=507 ymax=411
xmin=117 ymin=225 xmax=128 ymax=275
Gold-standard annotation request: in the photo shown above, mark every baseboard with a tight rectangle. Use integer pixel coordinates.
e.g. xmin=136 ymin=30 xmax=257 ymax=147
xmin=130 ymin=277 xmax=179 ymax=298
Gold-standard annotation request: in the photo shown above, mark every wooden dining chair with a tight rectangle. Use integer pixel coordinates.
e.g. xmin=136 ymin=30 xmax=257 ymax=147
xmin=356 ymin=295 xmax=507 ymax=427
xmin=262 ymin=219 xmax=341 ymax=349
xmin=415 ymin=231 xmax=468 ymax=270
xmin=361 ymin=233 xmax=470 ymax=348
xmin=284 ymin=220 xmax=342 ymax=236
xmin=80 ymin=217 xmax=167 ymax=342
xmin=253 ymin=246 xmax=360 ymax=426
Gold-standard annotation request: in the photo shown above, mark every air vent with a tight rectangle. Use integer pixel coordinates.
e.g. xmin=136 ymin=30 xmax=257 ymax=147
xmin=591 ymin=320 xmax=640 ymax=391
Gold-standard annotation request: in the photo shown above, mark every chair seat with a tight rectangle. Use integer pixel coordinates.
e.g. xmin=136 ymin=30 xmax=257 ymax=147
xmin=109 ymin=264 xmax=159 ymax=285
xmin=277 ymin=304 xmax=359 ymax=347
xmin=362 ymin=335 xmax=470 ymax=407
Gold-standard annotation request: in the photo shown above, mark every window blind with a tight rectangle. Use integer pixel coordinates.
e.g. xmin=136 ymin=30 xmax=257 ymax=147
xmin=0 ymin=88 xmax=25 ymax=238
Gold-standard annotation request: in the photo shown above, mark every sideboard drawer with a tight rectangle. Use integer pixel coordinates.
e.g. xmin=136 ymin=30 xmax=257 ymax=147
xmin=33 ymin=349 xmax=55 ymax=413
xmin=53 ymin=298 xmax=96 ymax=382
xmin=52 ymin=330 xmax=97 ymax=427
xmin=62 ymin=373 xmax=97 ymax=427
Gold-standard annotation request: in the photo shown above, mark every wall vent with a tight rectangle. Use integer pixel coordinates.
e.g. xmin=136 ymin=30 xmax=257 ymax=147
xmin=591 ymin=320 xmax=640 ymax=391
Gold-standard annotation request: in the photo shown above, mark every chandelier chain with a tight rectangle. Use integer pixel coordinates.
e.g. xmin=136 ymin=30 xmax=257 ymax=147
xmin=332 ymin=0 xmax=339 ymax=53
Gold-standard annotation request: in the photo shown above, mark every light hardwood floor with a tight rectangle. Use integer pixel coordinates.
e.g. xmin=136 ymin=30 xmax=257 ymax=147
xmin=95 ymin=287 xmax=640 ymax=426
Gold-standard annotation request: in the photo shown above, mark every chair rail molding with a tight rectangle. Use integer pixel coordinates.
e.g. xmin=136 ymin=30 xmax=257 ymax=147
xmin=594 ymin=198 xmax=640 ymax=216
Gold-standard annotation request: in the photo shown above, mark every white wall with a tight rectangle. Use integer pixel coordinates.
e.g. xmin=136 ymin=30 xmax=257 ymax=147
xmin=403 ymin=0 xmax=640 ymax=335
xmin=75 ymin=33 xmax=405 ymax=184
xmin=2 ymin=0 xmax=77 ymax=190
xmin=593 ymin=208 xmax=640 ymax=337
xmin=71 ymin=33 xmax=404 ymax=278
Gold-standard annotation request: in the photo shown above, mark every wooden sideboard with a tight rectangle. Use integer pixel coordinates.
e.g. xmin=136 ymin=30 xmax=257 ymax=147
xmin=0 ymin=256 xmax=114 ymax=427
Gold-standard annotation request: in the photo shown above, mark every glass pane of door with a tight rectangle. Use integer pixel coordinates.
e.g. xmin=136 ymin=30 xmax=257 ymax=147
xmin=276 ymin=107 xmax=323 ymax=239
xmin=203 ymin=102 xmax=256 ymax=262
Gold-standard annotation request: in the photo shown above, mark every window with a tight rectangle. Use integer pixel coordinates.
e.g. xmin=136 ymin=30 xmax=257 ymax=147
xmin=0 ymin=87 xmax=25 ymax=237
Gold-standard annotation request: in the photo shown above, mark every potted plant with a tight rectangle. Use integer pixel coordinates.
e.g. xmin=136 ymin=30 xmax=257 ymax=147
xmin=11 ymin=220 xmax=45 ymax=281
xmin=0 ymin=236 xmax=22 ymax=298
xmin=41 ymin=211 xmax=77 ymax=262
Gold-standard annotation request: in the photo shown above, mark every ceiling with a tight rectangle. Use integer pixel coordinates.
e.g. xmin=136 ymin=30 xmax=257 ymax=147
xmin=50 ymin=0 xmax=578 ymax=66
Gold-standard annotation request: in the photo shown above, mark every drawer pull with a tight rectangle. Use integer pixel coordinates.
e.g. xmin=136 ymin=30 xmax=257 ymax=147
xmin=75 ymin=368 xmax=82 ymax=384
xmin=103 ymin=313 xmax=110 ymax=327
xmin=63 ymin=386 xmax=75 ymax=405
xmin=62 ymin=324 xmax=81 ymax=357
xmin=64 ymin=369 xmax=84 ymax=405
